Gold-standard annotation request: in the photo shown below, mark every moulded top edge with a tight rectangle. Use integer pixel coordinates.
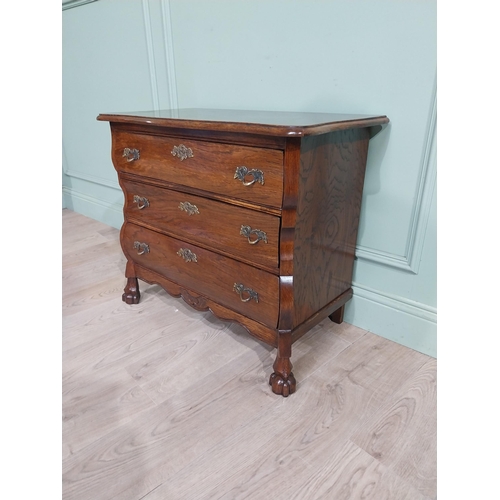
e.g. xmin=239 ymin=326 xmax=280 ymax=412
xmin=96 ymin=108 xmax=389 ymax=137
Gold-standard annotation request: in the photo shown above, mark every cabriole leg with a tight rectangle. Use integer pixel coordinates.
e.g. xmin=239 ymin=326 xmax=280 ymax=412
xmin=269 ymin=331 xmax=296 ymax=397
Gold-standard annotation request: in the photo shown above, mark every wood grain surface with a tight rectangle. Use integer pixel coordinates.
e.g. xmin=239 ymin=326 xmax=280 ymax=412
xmin=121 ymin=222 xmax=280 ymax=329
xmin=292 ymin=128 xmax=370 ymax=327
xmin=63 ymin=210 xmax=436 ymax=500
xmin=112 ymin=127 xmax=284 ymax=208
xmin=121 ymin=178 xmax=281 ymax=269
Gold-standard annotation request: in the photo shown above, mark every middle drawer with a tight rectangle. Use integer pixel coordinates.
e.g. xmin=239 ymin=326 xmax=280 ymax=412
xmin=122 ymin=179 xmax=280 ymax=269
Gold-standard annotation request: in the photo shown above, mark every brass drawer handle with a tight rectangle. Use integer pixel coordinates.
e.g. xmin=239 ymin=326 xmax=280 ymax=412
xmin=234 ymin=166 xmax=265 ymax=186
xmin=171 ymin=144 xmax=194 ymax=161
xmin=178 ymin=201 xmax=199 ymax=215
xmin=240 ymin=225 xmax=268 ymax=245
xmin=233 ymin=283 xmax=259 ymax=303
xmin=123 ymin=148 xmax=140 ymax=162
xmin=177 ymin=248 xmax=198 ymax=263
xmin=133 ymin=195 xmax=149 ymax=210
xmin=133 ymin=241 xmax=150 ymax=255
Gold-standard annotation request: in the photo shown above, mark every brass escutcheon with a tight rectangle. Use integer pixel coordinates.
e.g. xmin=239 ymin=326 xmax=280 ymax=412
xmin=178 ymin=201 xmax=199 ymax=215
xmin=171 ymin=144 xmax=194 ymax=161
xmin=177 ymin=248 xmax=198 ymax=263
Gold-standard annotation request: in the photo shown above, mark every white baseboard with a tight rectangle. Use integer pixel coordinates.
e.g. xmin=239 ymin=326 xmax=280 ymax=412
xmin=62 ymin=186 xmax=124 ymax=229
xmin=345 ymin=283 xmax=436 ymax=357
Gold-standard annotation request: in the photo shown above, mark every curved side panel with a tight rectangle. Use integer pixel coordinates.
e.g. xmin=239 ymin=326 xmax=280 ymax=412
xmin=278 ymin=137 xmax=302 ymax=331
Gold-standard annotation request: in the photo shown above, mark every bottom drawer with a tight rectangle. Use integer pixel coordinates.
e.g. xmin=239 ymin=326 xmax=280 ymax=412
xmin=122 ymin=222 xmax=279 ymax=328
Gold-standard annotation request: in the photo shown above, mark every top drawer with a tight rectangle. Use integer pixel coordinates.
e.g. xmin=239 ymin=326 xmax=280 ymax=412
xmin=112 ymin=130 xmax=284 ymax=208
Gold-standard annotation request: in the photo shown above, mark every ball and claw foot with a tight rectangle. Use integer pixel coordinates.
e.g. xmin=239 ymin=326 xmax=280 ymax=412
xmin=269 ymin=371 xmax=297 ymax=397
xmin=122 ymin=278 xmax=140 ymax=304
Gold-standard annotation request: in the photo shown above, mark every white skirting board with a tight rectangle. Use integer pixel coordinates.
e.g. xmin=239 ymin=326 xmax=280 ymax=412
xmin=345 ymin=284 xmax=436 ymax=357
xmin=62 ymin=186 xmax=124 ymax=231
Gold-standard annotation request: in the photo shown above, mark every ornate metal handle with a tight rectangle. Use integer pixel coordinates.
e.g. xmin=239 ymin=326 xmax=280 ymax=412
xmin=133 ymin=241 xmax=149 ymax=255
xmin=133 ymin=195 xmax=149 ymax=210
xmin=171 ymin=144 xmax=194 ymax=161
xmin=177 ymin=248 xmax=198 ymax=263
xmin=123 ymin=148 xmax=140 ymax=162
xmin=233 ymin=283 xmax=259 ymax=303
xmin=178 ymin=201 xmax=199 ymax=215
xmin=234 ymin=166 xmax=265 ymax=186
xmin=240 ymin=225 xmax=268 ymax=245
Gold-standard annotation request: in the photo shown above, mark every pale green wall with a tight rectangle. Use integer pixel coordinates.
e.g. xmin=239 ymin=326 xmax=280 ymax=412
xmin=62 ymin=0 xmax=437 ymax=356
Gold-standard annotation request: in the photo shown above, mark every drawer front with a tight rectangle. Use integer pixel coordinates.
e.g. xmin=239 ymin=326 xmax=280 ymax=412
xmin=112 ymin=130 xmax=284 ymax=208
xmin=122 ymin=179 xmax=280 ymax=268
xmin=122 ymin=223 xmax=279 ymax=328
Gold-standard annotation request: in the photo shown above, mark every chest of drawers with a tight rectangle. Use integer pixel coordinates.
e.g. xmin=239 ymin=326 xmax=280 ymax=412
xmin=97 ymin=109 xmax=389 ymax=396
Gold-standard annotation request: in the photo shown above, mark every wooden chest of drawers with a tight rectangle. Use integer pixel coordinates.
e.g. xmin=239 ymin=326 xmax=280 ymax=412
xmin=97 ymin=109 xmax=389 ymax=396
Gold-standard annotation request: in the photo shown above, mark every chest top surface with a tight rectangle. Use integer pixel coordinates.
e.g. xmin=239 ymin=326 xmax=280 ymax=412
xmin=97 ymin=108 xmax=389 ymax=137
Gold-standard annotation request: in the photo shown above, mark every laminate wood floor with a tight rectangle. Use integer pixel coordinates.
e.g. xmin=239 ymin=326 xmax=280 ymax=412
xmin=62 ymin=209 xmax=437 ymax=500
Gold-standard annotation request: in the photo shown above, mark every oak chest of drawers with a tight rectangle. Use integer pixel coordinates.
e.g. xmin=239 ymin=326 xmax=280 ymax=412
xmin=97 ymin=109 xmax=389 ymax=396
